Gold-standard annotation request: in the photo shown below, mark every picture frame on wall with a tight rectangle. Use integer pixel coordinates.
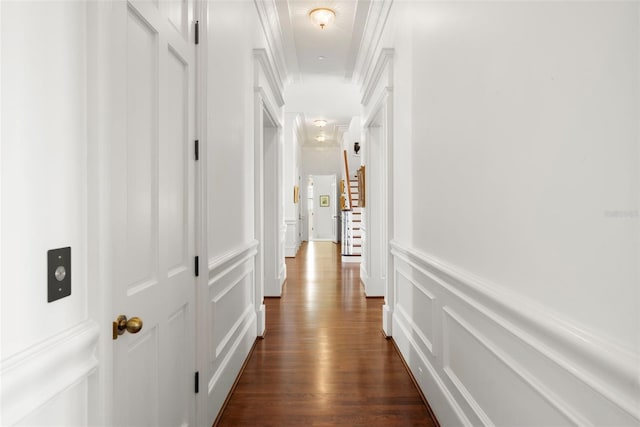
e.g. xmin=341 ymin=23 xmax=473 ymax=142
xmin=319 ymin=195 xmax=330 ymax=207
xmin=357 ymin=165 xmax=366 ymax=207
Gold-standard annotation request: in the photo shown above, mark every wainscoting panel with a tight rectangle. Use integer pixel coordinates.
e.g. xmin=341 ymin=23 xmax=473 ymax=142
xmin=0 ymin=320 xmax=99 ymax=426
xmin=204 ymin=241 xmax=258 ymax=422
xmin=395 ymin=267 xmax=435 ymax=356
xmin=389 ymin=241 xmax=640 ymax=426
xmin=285 ymin=219 xmax=300 ymax=257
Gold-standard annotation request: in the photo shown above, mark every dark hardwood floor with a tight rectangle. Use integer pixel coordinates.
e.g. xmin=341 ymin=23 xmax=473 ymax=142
xmin=215 ymin=241 xmax=438 ymax=426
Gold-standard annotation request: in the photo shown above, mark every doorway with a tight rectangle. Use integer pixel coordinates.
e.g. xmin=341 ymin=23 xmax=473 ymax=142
xmin=307 ymin=174 xmax=338 ymax=242
xmin=262 ymin=110 xmax=285 ymax=297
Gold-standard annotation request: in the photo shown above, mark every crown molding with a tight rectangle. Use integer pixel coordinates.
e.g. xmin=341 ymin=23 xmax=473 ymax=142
xmin=294 ymin=113 xmax=308 ymax=145
xmin=254 ymin=0 xmax=289 ymax=88
xmin=352 ymin=0 xmax=393 ymax=87
xmin=361 ymin=48 xmax=394 ymax=106
xmin=253 ymin=48 xmax=285 ymax=108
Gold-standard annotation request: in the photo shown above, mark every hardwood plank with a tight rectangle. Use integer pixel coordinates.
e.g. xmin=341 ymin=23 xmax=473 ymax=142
xmin=215 ymin=241 xmax=438 ymax=426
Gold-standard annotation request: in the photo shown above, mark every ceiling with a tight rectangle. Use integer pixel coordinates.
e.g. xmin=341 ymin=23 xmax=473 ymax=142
xmin=275 ymin=0 xmax=371 ymax=146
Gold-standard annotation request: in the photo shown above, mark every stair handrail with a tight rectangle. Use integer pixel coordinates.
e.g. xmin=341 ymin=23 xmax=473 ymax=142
xmin=343 ymin=150 xmax=353 ymax=210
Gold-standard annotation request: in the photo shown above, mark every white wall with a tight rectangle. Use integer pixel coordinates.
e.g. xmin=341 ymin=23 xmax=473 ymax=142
xmin=342 ymin=116 xmax=362 ymax=180
xmin=376 ymin=1 xmax=640 ymax=425
xmin=1 ymin=2 xmax=99 ymax=425
xmin=206 ymin=1 xmax=256 ymax=261
xmin=200 ymin=0 xmax=285 ymax=424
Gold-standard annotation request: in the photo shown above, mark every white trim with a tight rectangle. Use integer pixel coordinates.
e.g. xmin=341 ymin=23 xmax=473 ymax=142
xmin=255 ymin=87 xmax=283 ymax=129
xmin=361 ymin=48 xmax=394 ymax=106
xmin=395 ymin=267 xmax=435 ymax=354
xmin=208 ymin=240 xmax=259 ymax=282
xmin=211 ymin=266 xmax=253 ymax=305
xmin=0 ymin=321 xmax=100 ymax=426
xmin=360 ymin=48 xmax=395 ymax=312
xmin=442 ymin=307 xmax=588 ymax=426
xmin=207 ymin=312 xmax=256 ymax=395
xmin=195 ymin=2 xmax=209 ymax=426
xmin=392 ymin=311 xmax=471 ymax=426
xmin=253 ymin=0 xmax=288 ymax=88
xmin=390 ymin=240 xmax=640 ymax=423
xmin=353 ymin=0 xmax=394 ymax=87
xmin=253 ymin=48 xmax=285 ymax=108
xmin=215 ymin=304 xmax=254 ymax=358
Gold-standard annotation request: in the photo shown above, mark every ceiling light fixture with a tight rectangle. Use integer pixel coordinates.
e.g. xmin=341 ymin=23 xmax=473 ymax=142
xmin=309 ymin=8 xmax=336 ymax=30
xmin=316 ymin=135 xmax=326 ymax=142
xmin=314 ymin=119 xmax=327 ymax=127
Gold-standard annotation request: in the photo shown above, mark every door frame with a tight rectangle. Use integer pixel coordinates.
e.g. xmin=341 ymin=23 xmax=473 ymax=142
xmin=362 ymin=80 xmax=394 ymax=330
xmin=253 ymin=86 xmax=283 ymax=322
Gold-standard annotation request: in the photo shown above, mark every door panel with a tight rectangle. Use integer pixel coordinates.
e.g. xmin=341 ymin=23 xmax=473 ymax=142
xmin=112 ymin=1 xmax=196 ymax=426
xmin=164 ymin=47 xmax=188 ymax=272
xmin=125 ymin=330 xmax=160 ymax=426
xmin=125 ymin=5 xmax=158 ymax=290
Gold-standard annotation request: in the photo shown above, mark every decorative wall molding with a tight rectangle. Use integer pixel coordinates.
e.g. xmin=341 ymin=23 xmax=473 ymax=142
xmin=252 ymin=1 xmax=288 ymax=88
xmin=441 ymin=306 xmax=587 ymax=426
xmin=353 ymin=0 xmax=394 ymax=88
xmin=360 ymin=48 xmax=395 ymax=301
xmin=207 ymin=311 xmax=255 ymax=395
xmin=208 ymin=240 xmax=259 ymax=285
xmin=361 ymin=48 xmax=394 ymax=106
xmin=0 ymin=320 xmax=100 ymax=426
xmin=285 ymin=220 xmax=300 ymax=257
xmin=214 ymin=305 xmax=254 ymax=359
xmin=390 ymin=240 xmax=640 ymax=425
xmin=205 ymin=241 xmax=258 ymax=423
xmin=395 ymin=268 xmax=435 ymax=355
xmin=253 ymin=48 xmax=284 ymax=108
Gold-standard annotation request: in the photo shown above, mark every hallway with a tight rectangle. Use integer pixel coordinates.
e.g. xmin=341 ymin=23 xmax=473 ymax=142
xmin=216 ymin=242 xmax=437 ymax=426
xmin=2 ymin=1 xmax=638 ymax=425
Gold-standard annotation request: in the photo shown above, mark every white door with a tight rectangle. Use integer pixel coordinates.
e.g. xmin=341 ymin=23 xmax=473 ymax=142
xmin=310 ymin=175 xmax=335 ymax=241
xmin=110 ymin=1 xmax=197 ymax=425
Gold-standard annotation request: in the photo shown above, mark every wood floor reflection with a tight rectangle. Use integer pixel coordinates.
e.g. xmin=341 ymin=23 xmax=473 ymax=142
xmin=215 ymin=241 xmax=438 ymax=426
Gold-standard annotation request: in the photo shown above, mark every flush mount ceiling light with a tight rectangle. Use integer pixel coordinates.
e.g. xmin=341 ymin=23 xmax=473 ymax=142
xmin=314 ymin=119 xmax=327 ymax=127
xmin=316 ymin=135 xmax=326 ymax=142
xmin=309 ymin=8 xmax=336 ymax=30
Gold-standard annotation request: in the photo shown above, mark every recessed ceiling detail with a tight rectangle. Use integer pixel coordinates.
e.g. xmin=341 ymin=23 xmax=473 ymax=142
xmin=273 ymin=1 xmax=372 ymax=147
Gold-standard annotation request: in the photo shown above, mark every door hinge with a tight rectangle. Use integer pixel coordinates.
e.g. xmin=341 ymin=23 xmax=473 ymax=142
xmin=194 ymin=371 xmax=199 ymax=394
xmin=194 ymin=256 xmax=199 ymax=277
xmin=195 ymin=21 xmax=199 ymax=45
xmin=194 ymin=140 xmax=199 ymax=161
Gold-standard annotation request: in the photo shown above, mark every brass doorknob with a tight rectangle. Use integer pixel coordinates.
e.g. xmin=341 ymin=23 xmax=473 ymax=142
xmin=113 ymin=315 xmax=144 ymax=340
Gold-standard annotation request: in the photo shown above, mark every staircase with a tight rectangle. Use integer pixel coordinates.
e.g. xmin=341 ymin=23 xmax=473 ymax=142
xmin=341 ymin=150 xmax=362 ymax=263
